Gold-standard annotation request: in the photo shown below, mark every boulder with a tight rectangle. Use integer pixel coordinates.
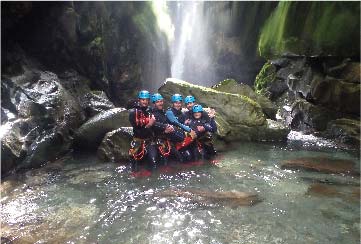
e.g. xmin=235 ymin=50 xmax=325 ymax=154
xmin=311 ymin=77 xmax=360 ymax=115
xmin=325 ymin=118 xmax=360 ymax=146
xmin=290 ymin=99 xmax=338 ymax=132
xmin=281 ymin=157 xmax=359 ymax=175
xmin=74 ymin=108 xmax=130 ymax=150
xmin=160 ymin=78 xmax=279 ymax=142
xmin=1 ymin=120 xmax=27 ymax=174
xmin=97 ymin=127 xmax=133 ymax=162
xmin=1 ymin=71 xmax=85 ymax=173
xmin=212 ymin=79 xmax=277 ymax=120
xmin=82 ymin=90 xmax=115 ymax=118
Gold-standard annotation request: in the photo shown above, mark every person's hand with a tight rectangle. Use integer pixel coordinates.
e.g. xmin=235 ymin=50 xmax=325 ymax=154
xmin=197 ymin=125 xmax=205 ymax=132
xmin=190 ymin=129 xmax=197 ymax=139
xmin=164 ymin=125 xmax=174 ymax=133
xmin=146 ymin=115 xmax=156 ymax=128
xmin=185 ymin=119 xmax=191 ymax=125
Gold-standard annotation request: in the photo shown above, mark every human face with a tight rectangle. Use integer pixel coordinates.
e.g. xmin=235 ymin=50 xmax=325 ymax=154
xmin=193 ymin=112 xmax=202 ymax=119
xmin=139 ymin=98 xmax=149 ymax=107
xmin=173 ymin=101 xmax=182 ymax=110
xmin=154 ymin=99 xmax=164 ymax=110
xmin=186 ymin=102 xmax=194 ymax=111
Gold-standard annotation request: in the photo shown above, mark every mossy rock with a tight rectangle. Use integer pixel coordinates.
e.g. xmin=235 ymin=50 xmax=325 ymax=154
xmin=213 ymin=78 xmax=277 ymax=119
xmin=258 ymin=2 xmax=360 ymax=58
xmin=254 ymin=61 xmax=277 ymax=95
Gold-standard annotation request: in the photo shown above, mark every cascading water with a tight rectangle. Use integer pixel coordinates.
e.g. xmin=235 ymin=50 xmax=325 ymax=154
xmin=168 ymin=2 xmax=216 ymax=86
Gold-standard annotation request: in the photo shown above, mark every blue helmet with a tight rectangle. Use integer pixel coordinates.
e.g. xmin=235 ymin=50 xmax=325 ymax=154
xmin=138 ymin=90 xmax=150 ymax=99
xmin=171 ymin=94 xmax=183 ymax=102
xmin=184 ymin=95 xmax=195 ymax=104
xmin=151 ymin=93 xmax=164 ymax=103
xmin=192 ymin=104 xmax=203 ymax=113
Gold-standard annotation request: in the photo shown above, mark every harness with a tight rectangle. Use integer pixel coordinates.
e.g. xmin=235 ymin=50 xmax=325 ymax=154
xmin=135 ymin=109 xmax=150 ymax=127
xmin=175 ymin=131 xmax=196 ymax=150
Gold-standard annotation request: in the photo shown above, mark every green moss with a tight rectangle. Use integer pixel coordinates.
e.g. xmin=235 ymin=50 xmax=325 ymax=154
xmin=254 ymin=61 xmax=276 ymax=95
xmin=212 ymin=79 xmax=237 ymax=89
xmin=258 ymin=2 xmax=360 ymax=58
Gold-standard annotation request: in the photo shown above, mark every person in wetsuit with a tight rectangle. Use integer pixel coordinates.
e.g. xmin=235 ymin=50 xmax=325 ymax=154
xmin=151 ymin=93 xmax=185 ymax=163
xmin=165 ymin=94 xmax=196 ymax=162
xmin=189 ymin=104 xmax=217 ymax=160
xmin=128 ymin=90 xmax=159 ymax=171
xmin=183 ymin=95 xmax=211 ymax=124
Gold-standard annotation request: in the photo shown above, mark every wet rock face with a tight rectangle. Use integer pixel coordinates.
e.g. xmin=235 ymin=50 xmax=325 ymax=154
xmin=1 ymin=71 xmax=87 ymax=173
xmin=281 ymin=157 xmax=359 ymax=176
xmin=97 ymin=127 xmax=133 ymax=162
xmin=3 ymin=1 xmax=171 ymax=107
xmin=325 ymin=118 xmax=360 ymax=146
xmin=254 ymin=57 xmax=360 ymax=146
xmin=74 ymin=108 xmax=130 ymax=150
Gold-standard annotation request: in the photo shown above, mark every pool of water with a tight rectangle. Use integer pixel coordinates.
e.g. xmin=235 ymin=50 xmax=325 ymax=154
xmin=1 ymin=141 xmax=360 ymax=244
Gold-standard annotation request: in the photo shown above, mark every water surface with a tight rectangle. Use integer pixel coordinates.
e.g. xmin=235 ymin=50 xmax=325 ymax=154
xmin=1 ymin=141 xmax=360 ymax=244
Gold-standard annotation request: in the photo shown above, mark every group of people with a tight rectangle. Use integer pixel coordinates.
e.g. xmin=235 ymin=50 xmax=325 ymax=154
xmin=128 ymin=90 xmax=217 ymax=172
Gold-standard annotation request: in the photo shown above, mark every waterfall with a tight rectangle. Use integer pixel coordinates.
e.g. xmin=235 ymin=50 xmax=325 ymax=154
xmin=169 ymin=2 xmax=215 ymax=86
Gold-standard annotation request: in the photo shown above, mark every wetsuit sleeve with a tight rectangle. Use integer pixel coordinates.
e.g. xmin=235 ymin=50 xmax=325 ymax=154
xmin=153 ymin=121 xmax=167 ymax=131
xmin=166 ymin=110 xmax=191 ymax=132
xmin=204 ymin=118 xmax=217 ymax=133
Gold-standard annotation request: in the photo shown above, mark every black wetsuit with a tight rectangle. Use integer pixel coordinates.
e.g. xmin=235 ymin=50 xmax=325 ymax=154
xmin=152 ymin=107 xmax=185 ymax=162
xmin=128 ymin=104 xmax=159 ymax=171
xmin=189 ymin=116 xmax=217 ymax=160
xmin=152 ymin=108 xmax=185 ymax=143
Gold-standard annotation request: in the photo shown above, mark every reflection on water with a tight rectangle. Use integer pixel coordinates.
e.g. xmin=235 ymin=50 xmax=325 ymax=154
xmin=1 ymin=142 xmax=360 ymax=244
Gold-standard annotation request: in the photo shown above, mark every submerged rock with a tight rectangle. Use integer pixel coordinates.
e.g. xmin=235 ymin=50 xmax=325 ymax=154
xmin=307 ymin=183 xmax=360 ymax=203
xmin=156 ymin=188 xmax=261 ymax=208
xmin=159 ymin=78 xmax=288 ymax=142
xmin=97 ymin=127 xmax=133 ymax=162
xmin=74 ymin=108 xmax=130 ymax=150
xmin=212 ymin=79 xmax=277 ymax=120
xmin=281 ymin=157 xmax=359 ymax=175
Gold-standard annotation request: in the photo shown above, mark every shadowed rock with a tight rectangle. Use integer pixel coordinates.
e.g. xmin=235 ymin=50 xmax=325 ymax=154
xmin=156 ymin=188 xmax=261 ymax=208
xmin=281 ymin=157 xmax=359 ymax=175
xmin=74 ymin=108 xmax=130 ymax=150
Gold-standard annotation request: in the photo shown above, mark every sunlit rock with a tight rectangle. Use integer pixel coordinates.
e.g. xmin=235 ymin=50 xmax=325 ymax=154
xmin=97 ymin=127 xmax=133 ymax=162
xmin=281 ymin=157 xmax=359 ymax=175
xmin=74 ymin=108 xmax=130 ymax=150
xmin=156 ymin=188 xmax=261 ymax=208
xmin=212 ymin=79 xmax=277 ymax=119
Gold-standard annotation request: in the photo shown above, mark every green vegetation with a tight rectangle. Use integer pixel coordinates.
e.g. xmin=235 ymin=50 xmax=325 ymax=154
xmin=258 ymin=2 xmax=360 ymax=58
xmin=254 ymin=61 xmax=276 ymax=94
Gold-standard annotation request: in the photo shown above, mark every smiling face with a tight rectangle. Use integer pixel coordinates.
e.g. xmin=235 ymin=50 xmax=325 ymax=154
xmin=173 ymin=101 xmax=182 ymax=110
xmin=186 ymin=102 xmax=195 ymax=111
xmin=139 ymin=98 xmax=149 ymax=107
xmin=154 ymin=99 xmax=164 ymax=110
xmin=193 ymin=112 xmax=202 ymax=119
